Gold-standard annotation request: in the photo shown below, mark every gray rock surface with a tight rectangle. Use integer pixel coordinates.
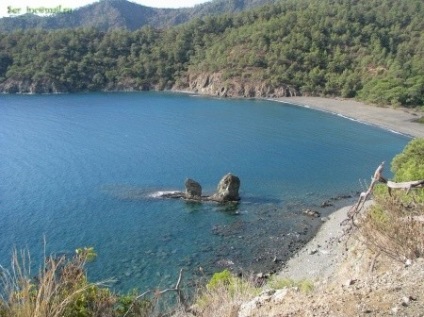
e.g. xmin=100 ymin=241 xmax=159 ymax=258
xmin=159 ymin=173 xmax=241 ymax=203
xmin=211 ymin=173 xmax=240 ymax=202
xmin=185 ymin=178 xmax=202 ymax=199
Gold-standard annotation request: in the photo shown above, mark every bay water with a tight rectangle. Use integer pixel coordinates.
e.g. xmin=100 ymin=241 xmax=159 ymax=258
xmin=0 ymin=92 xmax=409 ymax=292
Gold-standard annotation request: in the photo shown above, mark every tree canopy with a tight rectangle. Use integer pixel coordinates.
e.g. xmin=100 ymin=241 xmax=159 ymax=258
xmin=0 ymin=0 xmax=423 ymax=106
xmin=392 ymin=138 xmax=424 ymax=182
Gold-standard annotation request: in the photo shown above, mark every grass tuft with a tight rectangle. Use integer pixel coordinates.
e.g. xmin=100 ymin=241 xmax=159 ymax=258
xmin=268 ymin=277 xmax=314 ymax=293
xmin=0 ymin=248 xmax=152 ymax=317
xmin=192 ymin=270 xmax=259 ymax=317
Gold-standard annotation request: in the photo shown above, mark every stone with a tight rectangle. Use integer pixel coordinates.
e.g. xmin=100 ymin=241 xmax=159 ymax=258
xmin=211 ymin=173 xmax=241 ymax=202
xmin=303 ymin=209 xmax=321 ymax=217
xmin=309 ymin=249 xmax=318 ymax=255
xmin=272 ymin=289 xmax=288 ymax=303
xmin=185 ymin=178 xmax=202 ymax=198
xmin=158 ymin=173 xmax=241 ymax=204
xmin=216 ymin=259 xmax=235 ymax=267
xmin=321 ymin=200 xmax=333 ymax=208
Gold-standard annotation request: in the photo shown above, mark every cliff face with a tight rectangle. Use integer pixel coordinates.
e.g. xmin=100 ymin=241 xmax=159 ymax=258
xmin=0 ymin=78 xmax=69 ymax=94
xmin=173 ymin=72 xmax=299 ymax=98
xmin=0 ymin=77 xmax=153 ymax=94
xmin=0 ymin=72 xmax=300 ymax=98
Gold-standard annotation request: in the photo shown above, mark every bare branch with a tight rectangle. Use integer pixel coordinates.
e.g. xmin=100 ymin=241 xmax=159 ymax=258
xmin=387 ymin=180 xmax=424 ymax=196
xmin=348 ymin=161 xmax=385 ymax=217
xmin=122 ymin=269 xmax=185 ymax=317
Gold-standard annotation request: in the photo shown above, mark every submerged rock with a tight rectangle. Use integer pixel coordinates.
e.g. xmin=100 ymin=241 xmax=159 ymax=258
xmin=303 ymin=209 xmax=321 ymax=218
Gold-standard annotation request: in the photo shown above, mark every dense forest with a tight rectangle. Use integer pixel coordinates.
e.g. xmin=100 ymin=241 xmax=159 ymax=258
xmin=1 ymin=0 xmax=423 ymax=107
xmin=0 ymin=0 xmax=278 ymax=31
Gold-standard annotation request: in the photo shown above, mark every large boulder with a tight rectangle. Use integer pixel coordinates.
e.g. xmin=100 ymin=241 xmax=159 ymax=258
xmin=211 ymin=173 xmax=240 ymax=202
xmin=185 ymin=178 xmax=202 ymax=199
xmin=158 ymin=174 xmax=240 ymax=203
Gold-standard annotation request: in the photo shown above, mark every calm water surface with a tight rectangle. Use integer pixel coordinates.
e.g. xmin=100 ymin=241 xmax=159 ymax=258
xmin=0 ymin=92 xmax=409 ymax=291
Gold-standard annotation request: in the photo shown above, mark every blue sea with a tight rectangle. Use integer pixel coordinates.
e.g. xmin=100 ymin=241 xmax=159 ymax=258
xmin=0 ymin=92 xmax=409 ymax=292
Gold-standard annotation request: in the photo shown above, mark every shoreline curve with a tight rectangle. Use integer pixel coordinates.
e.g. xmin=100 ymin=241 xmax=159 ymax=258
xmin=272 ymin=97 xmax=424 ymax=138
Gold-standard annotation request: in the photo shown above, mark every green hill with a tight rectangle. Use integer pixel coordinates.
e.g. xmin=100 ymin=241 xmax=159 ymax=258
xmin=0 ymin=0 xmax=278 ymax=31
xmin=0 ymin=0 xmax=423 ymax=107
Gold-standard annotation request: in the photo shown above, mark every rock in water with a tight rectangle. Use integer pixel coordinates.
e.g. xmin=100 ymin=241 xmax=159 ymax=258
xmin=211 ymin=173 xmax=240 ymax=202
xmin=185 ymin=178 xmax=202 ymax=199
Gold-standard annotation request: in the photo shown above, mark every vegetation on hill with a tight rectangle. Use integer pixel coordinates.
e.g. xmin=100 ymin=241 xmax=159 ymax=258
xmin=0 ymin=0 xmax=424 ymax=106
xmin=0 ymin=0 xmax=278 ymax=31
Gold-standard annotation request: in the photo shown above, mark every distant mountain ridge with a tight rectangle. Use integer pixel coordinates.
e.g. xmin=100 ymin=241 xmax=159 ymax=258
xmin=0 ymin=0 xmax=278 ymax=31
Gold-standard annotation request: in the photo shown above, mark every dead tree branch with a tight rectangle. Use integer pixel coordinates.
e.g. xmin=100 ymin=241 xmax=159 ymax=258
xmin=348 ymin=161 xmax=386 ymax=218
xmin=342 ymin=162 xmax=424 ymax=230
xmin=387 ymin=179 xmax=424 ymax=196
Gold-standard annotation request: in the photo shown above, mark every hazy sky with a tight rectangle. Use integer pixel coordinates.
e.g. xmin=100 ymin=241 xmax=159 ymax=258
xmin=1 ymin=0 xmax=211 ymax=18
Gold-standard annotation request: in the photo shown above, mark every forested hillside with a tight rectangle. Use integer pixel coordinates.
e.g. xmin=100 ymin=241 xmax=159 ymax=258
xmin=0 ymin=0 xmax=278 ymax=31
xmin=1 ymin=0 xmax=423 ymax=107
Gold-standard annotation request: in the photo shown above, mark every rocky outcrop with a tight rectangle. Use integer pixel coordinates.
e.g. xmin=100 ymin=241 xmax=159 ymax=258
xmin=1 ymin=71 xmax=299 ymax=98
xmin=0 ymin=76 xmax=153 ymax=94
xmin=0 ymin=78 xmax=69 ymax=94
xmin=159 ymin=173 xmax=241 ymax=203
xmin=173 ymin=72 xmax=299 ymax=98
xmin=210 ymin=173 xmax=240 ymax=202
xmin=185 ymin=178 xmax=202 ymax=199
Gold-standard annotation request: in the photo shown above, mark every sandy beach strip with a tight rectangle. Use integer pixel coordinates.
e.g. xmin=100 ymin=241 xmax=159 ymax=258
xmin=278 ymin=200 xmax=372 ymax=281
xmin=273 ymin=97 xmax=424 ymax=138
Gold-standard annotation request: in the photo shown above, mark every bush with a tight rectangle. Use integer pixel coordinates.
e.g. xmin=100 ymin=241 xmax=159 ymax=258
xmin=0 ymin=248 xmax=153 ymax=317
xmin=360 ymin=196 xmax=424 ymax=260
xmin=206 ymin=269 xmax=233 ymax=290
xmin=391 ymin=138 xmax=424 ymax=182
xmin=193 ymin=270 xmax=258 ymax=317
xmin=360 ymin=138 xmax=424 ymax=260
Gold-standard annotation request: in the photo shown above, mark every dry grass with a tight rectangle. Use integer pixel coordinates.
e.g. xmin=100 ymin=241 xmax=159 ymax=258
xmin=0 ymin=248 xmax=120 ymax=317
xmin=359 ymin=191 xmax=424 ymax=261
xmin=267 ymin=277 xmax=314 ymax=294
xmin=188 ymin=272 xmax=259 ymax=317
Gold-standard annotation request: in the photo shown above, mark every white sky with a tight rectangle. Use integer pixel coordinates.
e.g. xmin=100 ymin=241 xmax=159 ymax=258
xmin=1 ymin=0 xmax=211 ymax=18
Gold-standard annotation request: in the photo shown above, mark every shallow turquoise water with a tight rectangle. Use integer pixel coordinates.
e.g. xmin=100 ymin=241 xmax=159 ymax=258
xmin=0 ymin=92 xmax=409 ymax=291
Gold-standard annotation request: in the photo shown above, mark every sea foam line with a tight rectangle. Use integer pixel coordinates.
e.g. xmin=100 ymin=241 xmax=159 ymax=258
xmin=148 ymin=190 xmax=180 ymax=198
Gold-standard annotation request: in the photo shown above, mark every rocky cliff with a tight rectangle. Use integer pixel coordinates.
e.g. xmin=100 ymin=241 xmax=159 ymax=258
xmin=0 ymin=78 xmax=68 ymax=94
xmin=173 ymin=72 xmax=299 ymax=98
xmin=0 ymin=71 xmax=299 ymax=98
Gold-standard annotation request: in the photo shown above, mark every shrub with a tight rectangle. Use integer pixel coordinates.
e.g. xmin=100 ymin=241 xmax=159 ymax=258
xmin=193 ymin=270 xmax=258 ymax=317
xmin=206 ymin=269 xmax=233 ymax=290
xmin=360 ymin=196 xmax=424 ymax=260
xmin=0 ymin=248 xmax=153 ymax=317
xmin=391 ymin=138 xmax=424 ymax=182
xmin=360 ymin=139 xmax=424 ymax=260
